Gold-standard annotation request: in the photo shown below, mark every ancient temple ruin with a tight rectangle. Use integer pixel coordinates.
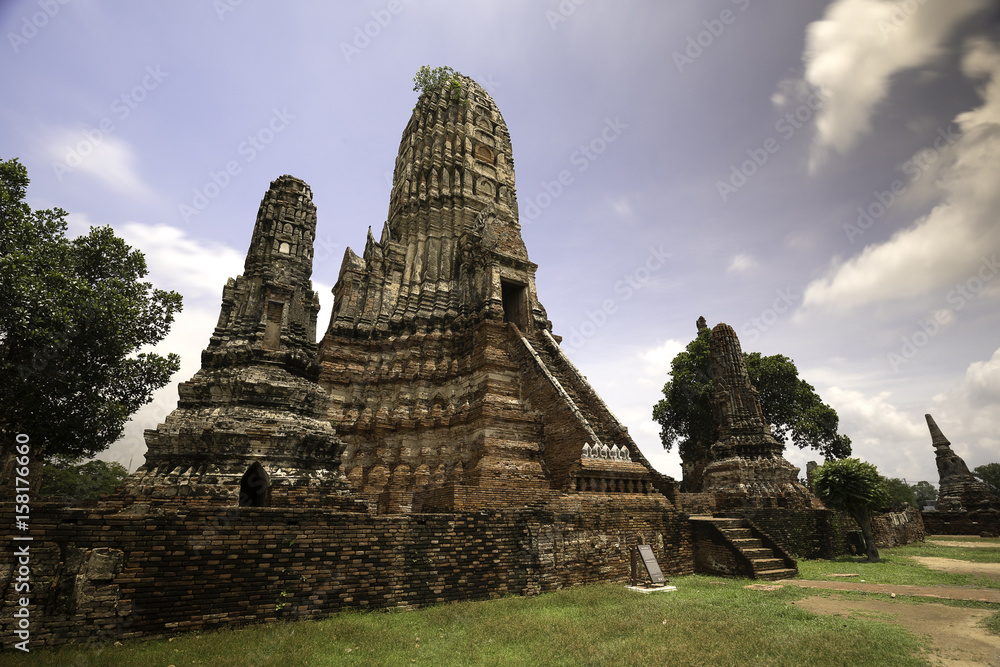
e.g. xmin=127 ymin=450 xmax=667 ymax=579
xmin=925 ymin=414 xmax=994 ymax=513
xmin=127 ymin=75 xmax=669 ymax=513
xmin=124 ymin=177 xmax=354 ymax=508
xmin=699 ymin=323 xmax=819 ymax=510
xmin=1 ymin=74 xmax=930 ymax=650
xmin=319 ymin=75 xmax=667 ymax=512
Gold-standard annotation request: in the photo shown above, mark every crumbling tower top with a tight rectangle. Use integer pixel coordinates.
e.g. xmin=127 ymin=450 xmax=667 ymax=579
xmin=387 ymin=74 xmax=519 ymax=236
xmin=325 ymin=73 xmax=546 ymax=337
xmin=206 ymin=175 xmax=321 ymax=377
xmin=925 ymin=413 xmax=993 ymax=512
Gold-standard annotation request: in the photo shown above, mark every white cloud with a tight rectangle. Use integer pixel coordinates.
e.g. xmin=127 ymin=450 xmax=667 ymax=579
xmin=639 ymin=338 xmax=684 ymax=372
xmin=963 ymin=347 xmax=1000 ymax=407
xmin=798 ymin=37 xmax=1000 ymax=316
xmin=727 ymin=253 xmax=757 ymax=274
xmin=116 ymin=222 xmax=244 ymax=300
xmin=46 ymin=128 xmax=154 ymax=198
xmin=795 ymin=0 xmax=989 ymax=169
xmin=797 ymin=343 xmax=1000 ymax=486
xmin=926 ymin=346 xmax=1000 ymax=469
xmin=611 ymin=196 xmax=632 ymax=217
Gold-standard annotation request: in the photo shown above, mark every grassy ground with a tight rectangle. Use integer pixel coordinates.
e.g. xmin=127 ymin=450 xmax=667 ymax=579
xmin=797 ymin=537 xmax=1000 ymax=589
xmin=11 ymin=578 xmax=927 ymax=667
xmin=12 ymin=536 xmax=1000 ymax=667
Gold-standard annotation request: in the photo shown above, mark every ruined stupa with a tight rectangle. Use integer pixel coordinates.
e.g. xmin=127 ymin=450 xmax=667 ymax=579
xmin=700 ymin=323 xmax=820 ymax=509
xmin=125 ymin=176 xmax=353 ymax=507
xmin=123 ymin=75 xmax=672 ymax=514
xmin=318 ymin=74 xmax=668 ymax=512
xmin=926 ymin=414 xmax=994 ymax=512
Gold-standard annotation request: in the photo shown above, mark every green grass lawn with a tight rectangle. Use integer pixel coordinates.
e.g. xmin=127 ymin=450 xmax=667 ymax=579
xmin=797 ymin=536 xmax=1000 ymax=589
xmin=12 ymin=536 xmax=1000 ymax=667
xmin=11 ymin=578 xmax=928 ymax=667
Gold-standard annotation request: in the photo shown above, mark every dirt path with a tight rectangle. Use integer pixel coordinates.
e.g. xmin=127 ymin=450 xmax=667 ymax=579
xmin=791 ymin=595 xmax=1000 ymax=666
xmin=780 ymin=579 xmax=1000 ymax=603
xmin=778 ymin=541 xmax=1000 ymax=666
xmin=910 ymin=557 xmax=1000 ymax=584
xmin=927 ymin=541 xmax=1000 ymax=549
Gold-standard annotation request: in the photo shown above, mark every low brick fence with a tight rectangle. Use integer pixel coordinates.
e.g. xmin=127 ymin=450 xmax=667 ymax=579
xmin=1 ymin=494 xmax=691 ymax=650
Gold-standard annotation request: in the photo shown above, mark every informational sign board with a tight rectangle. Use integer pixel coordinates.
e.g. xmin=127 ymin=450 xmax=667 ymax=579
xmin=636 ymin=544 xmax=665 ymax=585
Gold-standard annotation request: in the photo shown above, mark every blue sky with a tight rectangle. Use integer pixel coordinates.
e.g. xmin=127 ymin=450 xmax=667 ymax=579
xmin=3 ymin=0 xmax=999 ymax=486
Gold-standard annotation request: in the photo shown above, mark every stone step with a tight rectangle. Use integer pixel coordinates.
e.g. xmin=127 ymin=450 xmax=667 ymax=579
xmin=730 ymin=538 xmax=763 ymax=550
xmin=722 ymin=528 xmax=753 ymax=539
xmin=752 ymin=558 xmax=786 ymax=570
xmin=755 ymin=567 xmax=798 ymax=582
xmin=742 ymin=548 xmax=774 ymax=559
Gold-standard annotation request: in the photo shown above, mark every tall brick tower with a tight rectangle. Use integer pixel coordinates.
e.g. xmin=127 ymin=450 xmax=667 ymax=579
xmin=126 ymin=176 xmax=352 ymax=507
xmin=700 ymin=323 xmax=819 ymax=510
xmin=319 ymin=75 xmax=669 ymax=512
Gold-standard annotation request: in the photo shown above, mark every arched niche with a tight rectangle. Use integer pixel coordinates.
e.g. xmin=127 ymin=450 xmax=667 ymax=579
xmin=239 ymin=461 xmax=270 ymax=507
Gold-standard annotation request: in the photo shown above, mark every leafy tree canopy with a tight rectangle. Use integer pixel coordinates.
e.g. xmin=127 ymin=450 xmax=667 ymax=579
xmin=412 ymin=65 xmax=465 ymax=104
xmin=812 ymin=458 xmax=889 ymax=562
xmin=39 ymin=457 xmax=128 ymax=502
xmin=652 ymin=328 xmax=852 ymax=468
xmin=882 ymin=477 xmax=917 ymax=508
xmin=913 ymin=480 xmax=937 ymax=507
xmin=973 ymin=463 xmax=1000 ymax=496
xmin=0 ymin=157 xmax=182 ymax=462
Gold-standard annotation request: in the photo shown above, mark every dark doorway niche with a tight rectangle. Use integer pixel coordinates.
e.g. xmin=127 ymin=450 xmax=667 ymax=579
xmin=263 ymin=301 xmax=284 ymax=350
xmin=239 ymin=462 xmax=270 ymax=507
xmin=501 ymin=280 xmax=529 ymax=332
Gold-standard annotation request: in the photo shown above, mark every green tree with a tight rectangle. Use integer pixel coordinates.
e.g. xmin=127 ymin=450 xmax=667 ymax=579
xmin=811 ymin=458 xmax=890 ymax=562
xmin=652 ymin=327 xmax=851 ymax=490
xmin=412 ymin=65 xmax=465 ymax=104
xmin=973 ymin=463 xmax=1000 ymax=496
xmin=913 ymin=480 xmax=937 ymax=507
xmin=39 ymin=457 xmax=128 ymax=502
xmin=0 ymin=157 xmax=182 ymax=463
xmin=651 ymin=329 xmax=714 ymax=489
xmin=882 ymin=477 xmax=917 ymax=508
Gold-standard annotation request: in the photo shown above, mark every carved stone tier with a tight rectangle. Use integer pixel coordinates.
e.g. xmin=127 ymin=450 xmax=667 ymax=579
xmin=701 ymin=323 xmax=821 ymax=510
xmin=125 ymin=176 xmax=352 ymax=508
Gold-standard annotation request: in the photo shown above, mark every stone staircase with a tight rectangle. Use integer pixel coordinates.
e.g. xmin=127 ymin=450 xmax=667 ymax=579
xmin=526 ymin=331 xmax=622 ymax=450
xmin=690 ymin=517 xmax=798 ymax=581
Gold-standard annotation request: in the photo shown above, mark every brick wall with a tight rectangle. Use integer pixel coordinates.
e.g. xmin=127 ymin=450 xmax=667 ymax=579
xmin=689 ymin=522 xmax=751 ymax=578
xmin=871 ymin=506 xmax=926 ymax=547
xmin=720 ymin=508 xmax=849 ymax=559
xmin=676 ymin=493 xmax=717 ymax=515
xmin=1 ymin=493 xmax=690 ymax=649
xmin=922 ymin=510 xmax=1000 ymax=536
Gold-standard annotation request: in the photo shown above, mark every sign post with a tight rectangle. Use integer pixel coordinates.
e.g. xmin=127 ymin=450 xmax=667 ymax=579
xmin=636 ymin=544 xmax=666 ymax=586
